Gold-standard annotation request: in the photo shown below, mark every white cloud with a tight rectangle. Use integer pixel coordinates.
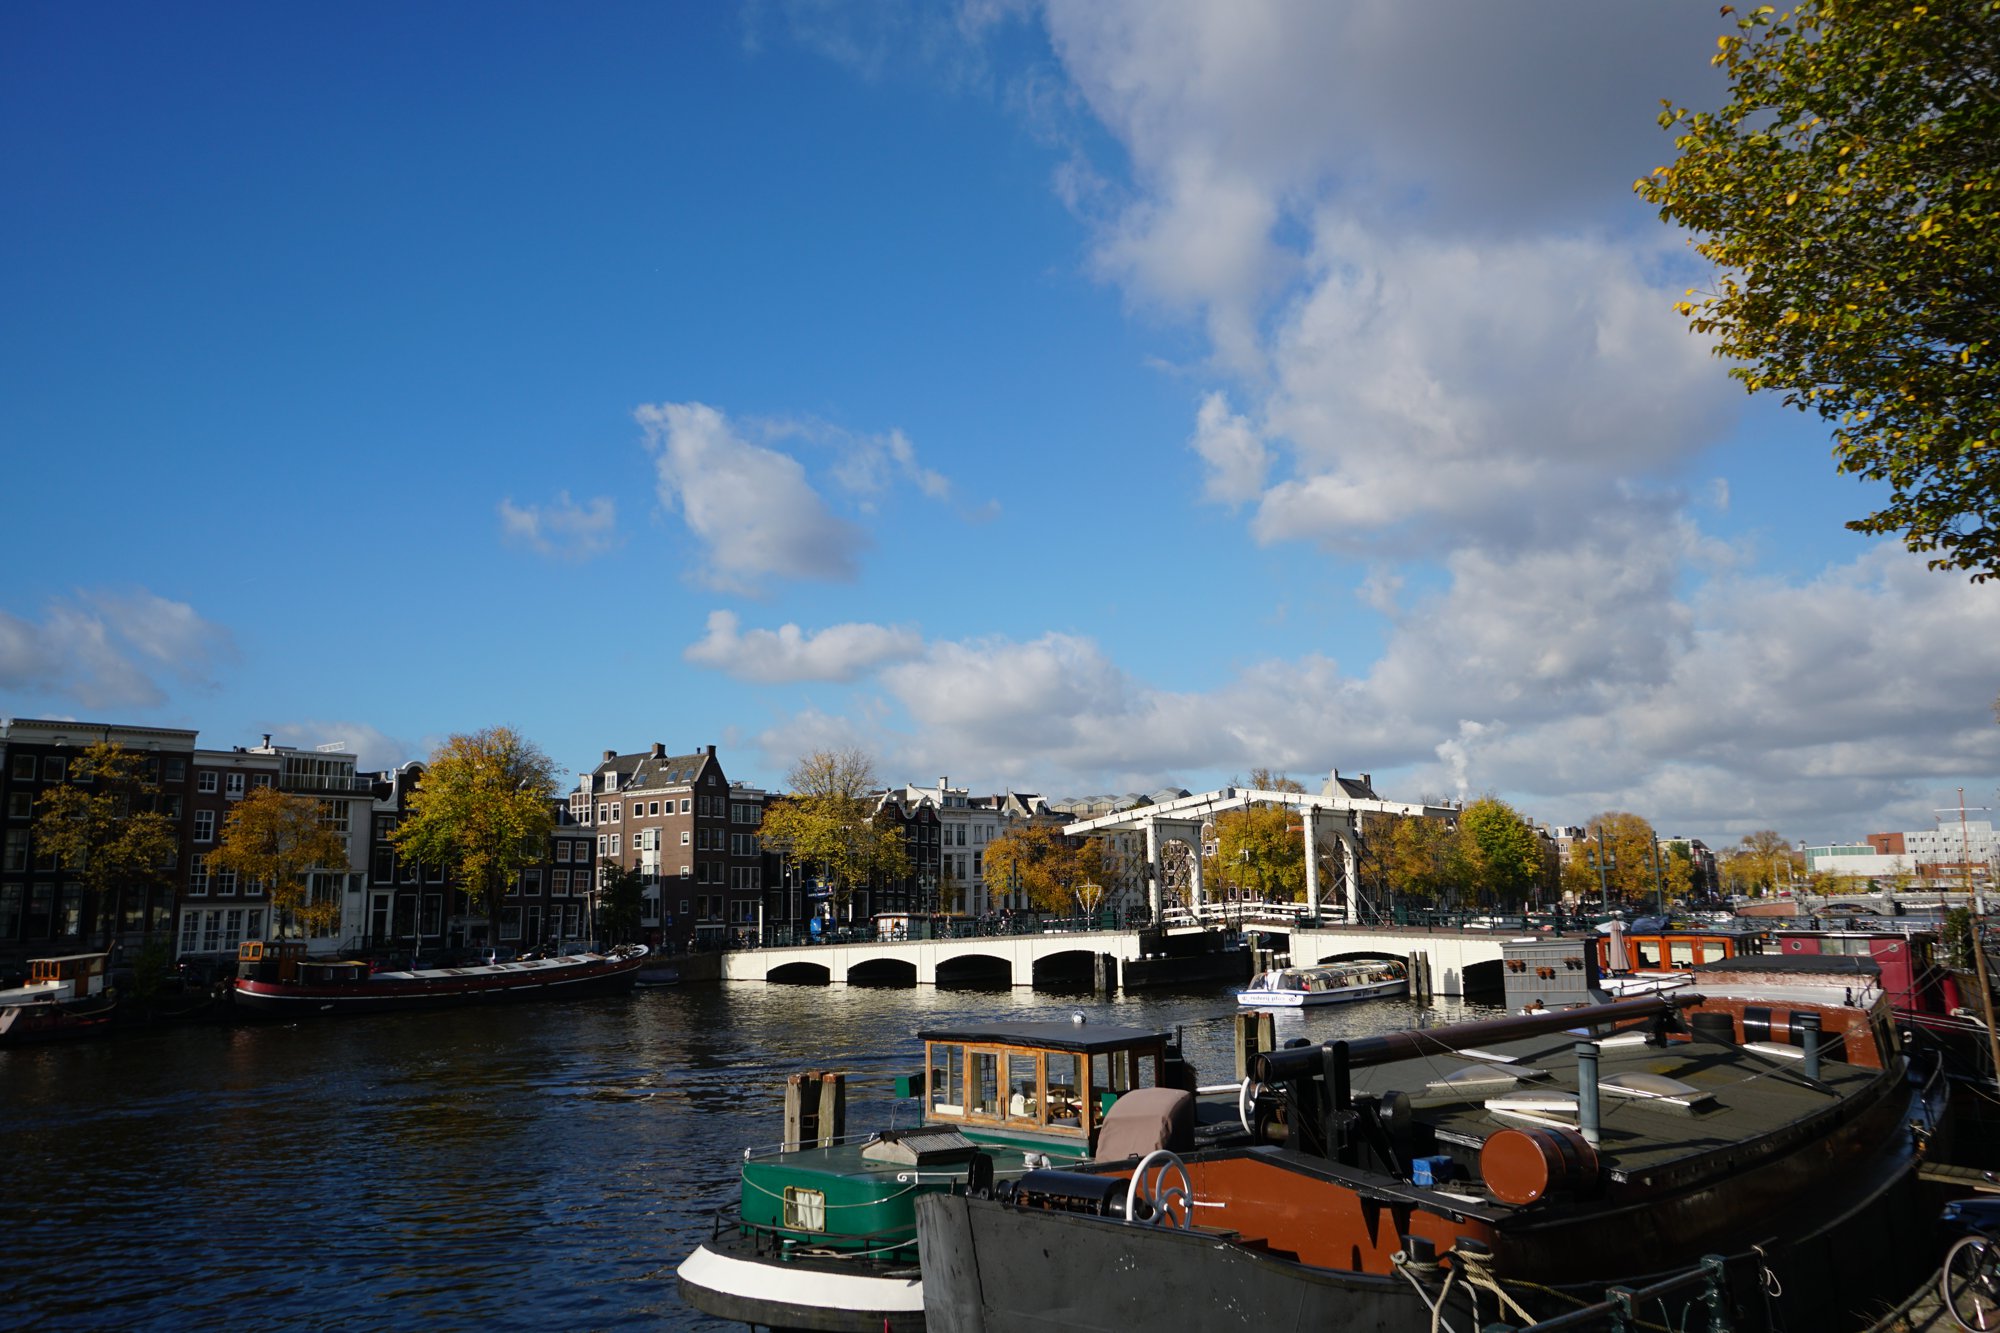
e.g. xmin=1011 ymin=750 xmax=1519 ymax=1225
xmin=1189 ymin=391 xmax=1266 ymax=507
xmin=0 ymin=588 xmax=235 ymax=710
xmin=262 ymin=721 xmax=415 ymax=774
xmin=636 ymin=400 xmax=867 ymax=593
xmin=684 ymin=610 xmax=924 ymax=683
xmin=497 ymin=491 xmax=618 ymax=560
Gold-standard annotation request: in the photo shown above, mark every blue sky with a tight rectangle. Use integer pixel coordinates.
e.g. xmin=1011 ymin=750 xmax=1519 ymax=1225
xmin=4 ymin=2 xmax=1996 ymax=850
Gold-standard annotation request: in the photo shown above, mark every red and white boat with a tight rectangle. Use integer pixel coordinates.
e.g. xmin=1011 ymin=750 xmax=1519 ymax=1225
xmin=231 ymin=939 xmax=649 ymax=1017
xmin=0 ymin=952 xmax=116 ymax=1045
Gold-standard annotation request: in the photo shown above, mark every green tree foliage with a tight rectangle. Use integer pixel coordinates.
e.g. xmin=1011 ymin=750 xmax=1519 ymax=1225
xmin=1458 ymin=797 xmax=1544 ymax=906
xmin=598 ymin=863 xmax=645 ymax=944
xmin=208 ymin=786 xmax=352 ymax=937
xmin=1637 ymin=1 xmax=2000 ymax=579
xmin=759 ymin=748 xmax=909 ymax=910
xmin=390 ymin=726 xmax=558 ymax=931
xmin=31 ymin=741 xmax=179 ymax=946
xmin=983 ymin=824 xmax=1109 ymax=915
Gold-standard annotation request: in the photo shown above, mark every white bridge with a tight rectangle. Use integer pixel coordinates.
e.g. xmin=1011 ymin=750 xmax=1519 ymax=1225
xmin=718 ymin=920 xmax=1521 ymax=997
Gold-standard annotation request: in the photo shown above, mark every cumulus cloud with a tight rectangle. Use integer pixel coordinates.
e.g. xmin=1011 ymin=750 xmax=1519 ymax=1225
xmin=0 ymin=588 xmax=235 ymax=710
xmin=738 ymin=536 xmax=1998 ymax=840
xmin=636 ymin=401 xmax=867 ymax=593
xmin=684 ymin=610 xmax=924 ymax=683
xmin=262 ymin=721 xmax=416 ymax=773
xmin=497 ymin=491 xmax=618 ymax=560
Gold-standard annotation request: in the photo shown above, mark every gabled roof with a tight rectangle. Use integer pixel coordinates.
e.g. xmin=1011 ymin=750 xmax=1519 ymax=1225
xmin=589 ymin=744 xmax=717 ymax=792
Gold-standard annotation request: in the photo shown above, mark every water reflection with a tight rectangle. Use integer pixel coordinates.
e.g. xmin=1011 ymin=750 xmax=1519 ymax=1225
xmin=0 ymin=981 xmax=1496 ymax=1330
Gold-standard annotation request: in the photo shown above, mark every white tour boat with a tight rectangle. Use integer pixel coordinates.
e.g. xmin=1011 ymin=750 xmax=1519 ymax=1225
xmin=1237 ymin=958 xmax=1407 ymax=1007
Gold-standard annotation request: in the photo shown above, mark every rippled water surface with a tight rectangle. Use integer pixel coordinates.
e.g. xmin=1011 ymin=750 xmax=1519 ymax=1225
xmin=1 ymin=981 xmax=1496 ymax=1330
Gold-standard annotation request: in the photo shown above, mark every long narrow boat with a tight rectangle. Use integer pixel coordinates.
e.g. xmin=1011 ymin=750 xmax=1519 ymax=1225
xmin=1238 ymin=958 xmax=1407 ymax=1007
xmin=677 ymin=1020 xmax=1244 ymax=1332
xmin=230 ymin=939 xmax=649 ymax=1017
xmin=916 ymin=970 xmax=1947 ymax=1333
xmin=0 ymin=953 xmax=116 ymax=1045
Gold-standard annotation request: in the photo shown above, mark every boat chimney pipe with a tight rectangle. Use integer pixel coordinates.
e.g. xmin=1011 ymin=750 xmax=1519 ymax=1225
xmin=1575 ymin=1041 xmax=1602 ymax=1146
xmin=1797 ymin=1012 xmax=1822 ymax=1080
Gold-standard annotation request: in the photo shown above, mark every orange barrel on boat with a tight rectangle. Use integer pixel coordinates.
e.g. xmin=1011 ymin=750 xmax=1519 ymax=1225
xmin=1479 ymin=1126 xmax=1599 ymax=1205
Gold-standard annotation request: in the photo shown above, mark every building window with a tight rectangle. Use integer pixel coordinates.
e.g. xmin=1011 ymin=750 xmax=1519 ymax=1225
xmin=680 ymin=830 xmax=690 ymax=846
xmin=681 ymin=798 xmax=691 ymax=814
xmin=610 ymin=803 xmax=621 ymax=822
xmin=552 ymin=869 xmax=569 ymax=894
xmin=2 ymin=829 xmax=27 ymax=873
xmin=598 ymin=835 xmax=609 ymax=856
xmin=521 ymin=868 xmax=542 ymax=895
xmin=609 ymin=834 xmax=621 ymax=857
xmin=650 ymin=801 xmax=660 ymax=816
xmin=4 ymin=792 xmax=27 ymax=819
xmin=10 ymin=754 xmax=34 ymax=781
xmin=500 ymin=907 xmax=522 ymax=941
xmin=225 ymin=772 xmax=246 ymax=799
xmin=193 ymin=810 xmax=215 ymax=843
xmin=42 ymin=756 xmax=65 ymax=781
xmin=163 ymin=758 xmax=186 ymax=782
xmin=179 ymin=910 xmax=200 ymax=955
xmin=555 ymin=842 xmax=570 ymax=863
xmin=252 ymin=774 xmax=272 ymax=788
xmin=214 ymin=866 xmax=237 ymax=897
xmin=189 ymin=855 xmax=209 ymax=896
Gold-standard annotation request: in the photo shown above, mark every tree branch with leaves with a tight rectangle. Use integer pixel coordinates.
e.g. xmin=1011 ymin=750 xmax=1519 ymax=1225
xmin=31 ymin=741 xmax=180 ymax=949
xmin=389 ymin=727 xmax=558 ymax=936
xmin=1637 ymin=0 xmax=2000 ymax=579
xmin=208 ymin=787 xmax=352 ymax=938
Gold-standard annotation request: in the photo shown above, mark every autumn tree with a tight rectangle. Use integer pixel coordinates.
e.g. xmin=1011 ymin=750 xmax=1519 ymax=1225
xmin=1385 ymin=815 xmax=1466 ymax=904
xmin=208 ymin=786 xmax=351 ymax=938
xmin=1637 ymin=0 xmax=2000 ymax=579
xmin=31 ymin=741 xmax=180 ymax=948
xmin=1209 ymin=803 xmax=1307 ymax=902
xmin=390 ymin=727 xmax=558 ymax=937
xmin=1738 ymin=829 xmax=1801 ymax=892
xmin=759 ymin=748 xmax=909 ymax=914
xmin=983 ymin=824 xmax=1109 ymax=916
xmin=1579 ymin=813 xmax=1664 ymax=904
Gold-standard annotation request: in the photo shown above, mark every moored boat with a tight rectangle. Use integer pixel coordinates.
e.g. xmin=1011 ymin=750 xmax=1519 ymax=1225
xmin=1237 ymin=957 xmax=1408 ymax=1007
xmin=0 ymin=952 xmax=116 ymax=1045
xmin=916 ymin=980 xmax=1946 ymax=1333
xmin=677 ymin=1020 xmax=1245 ymax=1332
xmin=230 ymin=939 xmax=649 ymax=1017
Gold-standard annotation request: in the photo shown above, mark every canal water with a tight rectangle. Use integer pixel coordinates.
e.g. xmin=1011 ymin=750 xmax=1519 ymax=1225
xmin=1 ymin=981 xmax=1499 ymax=1330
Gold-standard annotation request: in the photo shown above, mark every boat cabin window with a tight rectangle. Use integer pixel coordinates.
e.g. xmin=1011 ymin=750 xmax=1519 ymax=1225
xmin=1629 ymin=939 xmax=1661 ymax=969
xmin=1006 ymin=1052 xmax=1040 ymax=1124
xmin=1668 ymin=941 xmax=1697 ymax=968
xmin=968 ymin=1050 xmax=1001 ymax=1118
xmin=930 ymin=1045 xmax=964 ymax=1117
xmin=1046 ymin=1053 xmax=1083 ymax=1126
xmin=1089 ymin=1047 xmax=1158 ymax=1099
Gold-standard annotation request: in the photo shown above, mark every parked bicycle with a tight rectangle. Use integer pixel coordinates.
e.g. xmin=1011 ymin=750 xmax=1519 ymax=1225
xmin=1941 ymin=1195 xmax=2000 ymax=1331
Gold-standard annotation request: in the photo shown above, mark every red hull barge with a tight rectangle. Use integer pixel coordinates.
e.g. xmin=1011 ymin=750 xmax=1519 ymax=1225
xmin=231 ymin=941 xmax=649 ymax=1017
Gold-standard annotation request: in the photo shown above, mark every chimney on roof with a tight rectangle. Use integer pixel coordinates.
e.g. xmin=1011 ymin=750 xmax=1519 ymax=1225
xmin=1360 ymin=773 xmax=1371 ymax=789
xmin=651 ymin=743 xmax=665 ymax=759
xmin=603 ymin=749 xmax=616 ymax=763
xmin=262 ymin=734 xmax=271 ymax=748
xmin=706 ymin=744 xmax=716 ymax=757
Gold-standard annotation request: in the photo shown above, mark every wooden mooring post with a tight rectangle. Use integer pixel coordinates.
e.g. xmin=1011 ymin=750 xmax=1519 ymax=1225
xmin=1234 ymin=1010 xmax=1275 ymax=1081
xmin=783 ymin=1071 xmax=847 ymax=1150
xmin=1407 ymin=951 xmax=1433 ymax=1002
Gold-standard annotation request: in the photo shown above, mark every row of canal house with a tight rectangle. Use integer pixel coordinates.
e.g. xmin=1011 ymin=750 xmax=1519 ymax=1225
xmin=1 ymin=717 xmax=1070 ymax=973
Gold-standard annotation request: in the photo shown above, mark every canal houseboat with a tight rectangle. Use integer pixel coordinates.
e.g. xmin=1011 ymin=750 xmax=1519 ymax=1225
xmin=230 ymin=939 xmax=649 ymax=1017
xmin=1237 ymin=957 xmax=1408 ymax=1007
xmin=677 ymin=1020 xmax=1243 ymax=1333
xmin=1592 ymin=920 xmax=1763 ymax=995
xmin=915 ymin=979 xmax=1946 ymax=1333
xmin=0 ymin=952 xmax=115 ymax=1044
